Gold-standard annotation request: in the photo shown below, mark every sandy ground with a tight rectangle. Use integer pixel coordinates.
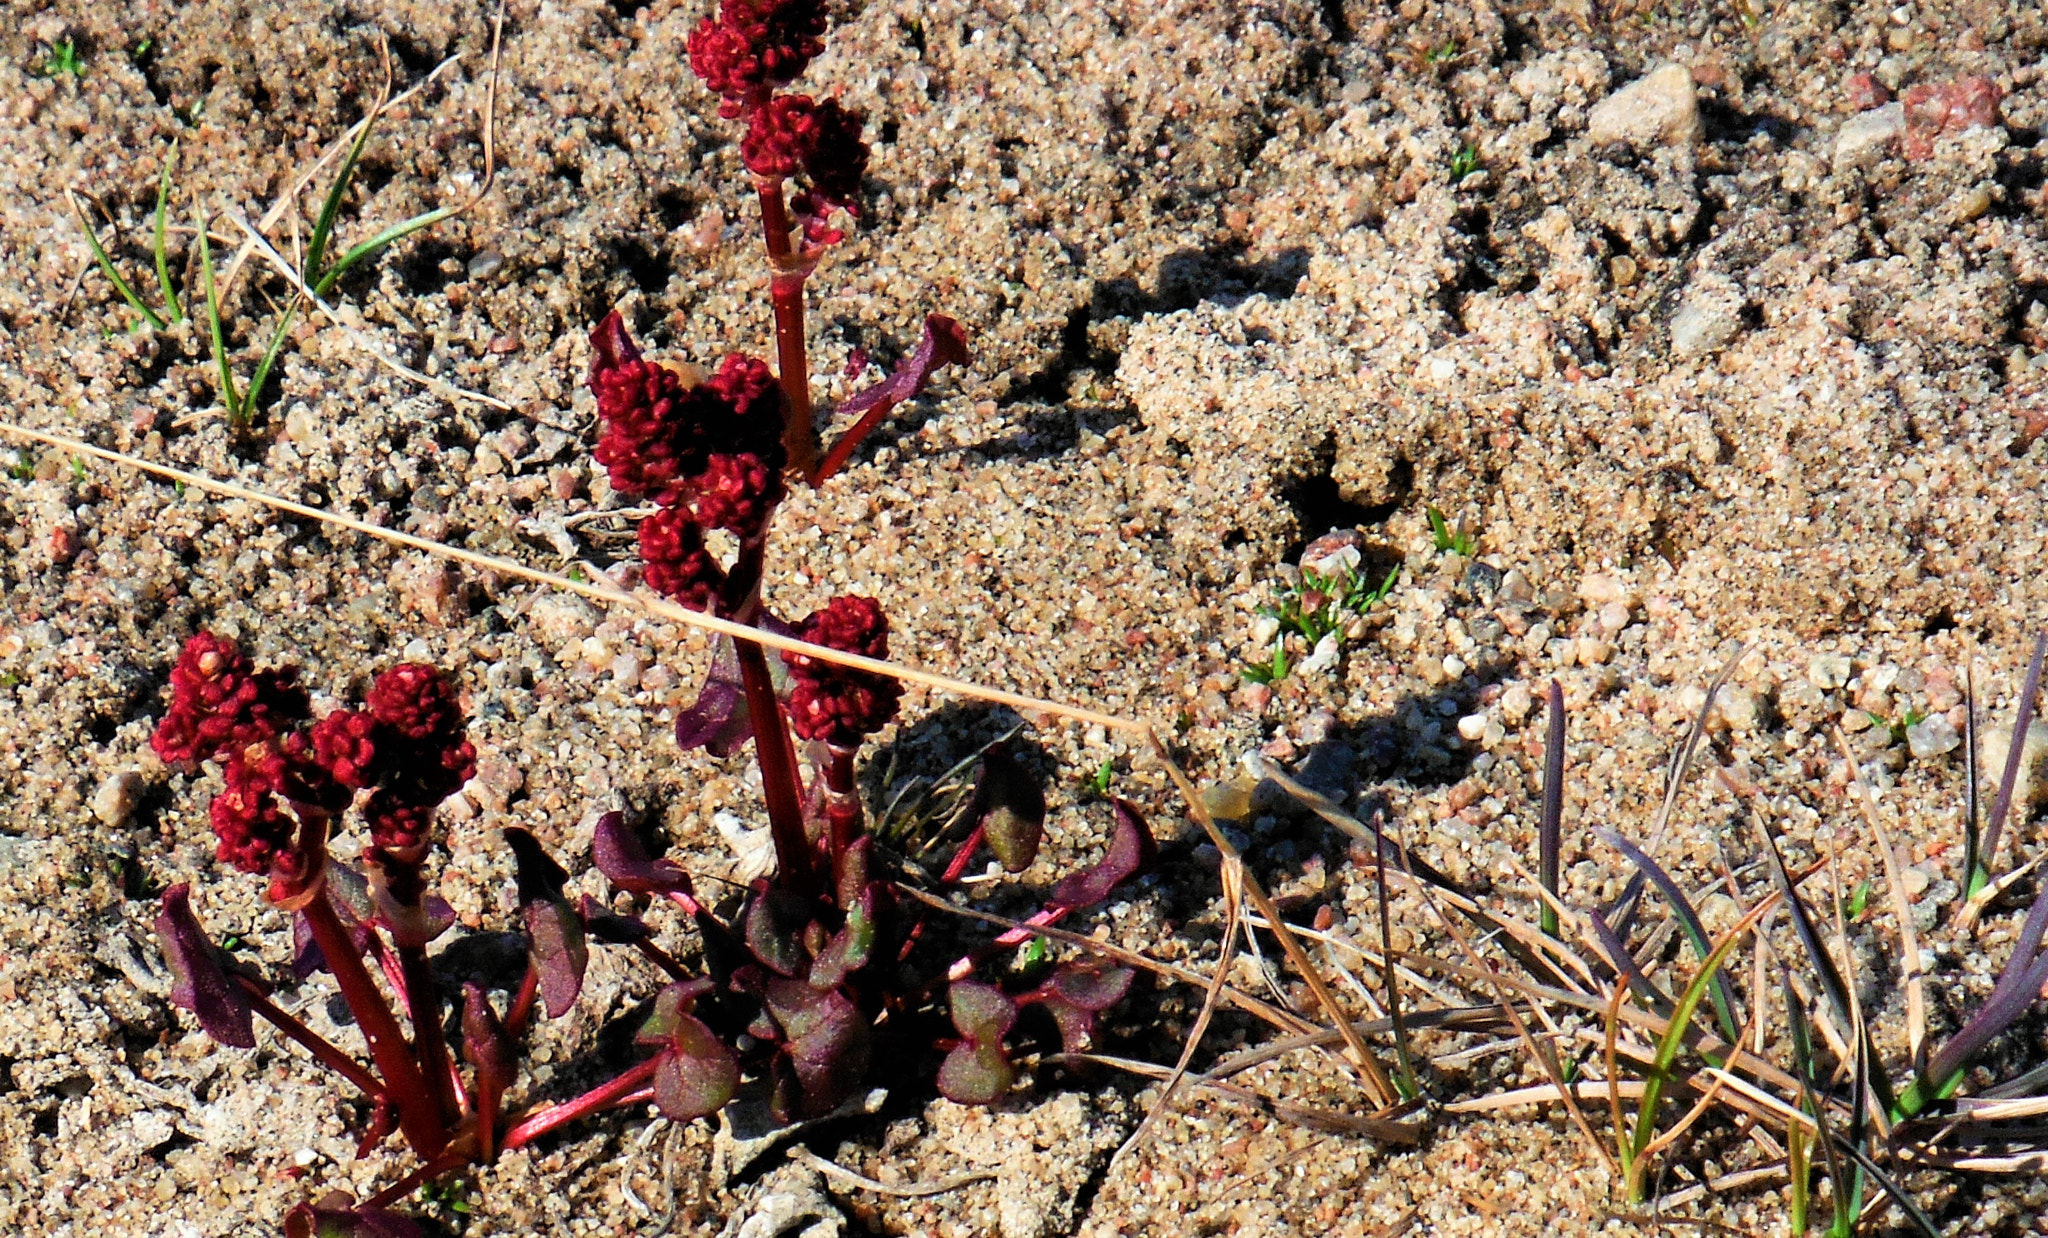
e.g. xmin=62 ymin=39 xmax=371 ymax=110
xmin=4 ymin=0 xmax=2048 ymax=1234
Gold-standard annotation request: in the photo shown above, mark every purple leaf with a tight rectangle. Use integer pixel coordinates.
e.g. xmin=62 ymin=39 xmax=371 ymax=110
xmin=460 ymin=983 xmax=514 ymax=1088
xmin=525 ymin=898 xmax=589 ymax=1020
xmin=592 ymin=812 xmax=692 ymax=896
xmin=936 ymin=981 xmax=1018 ymax=1104
xmin=831 ymin=315 xmax=970 ymax=424
xmin=156 ymin=883 xmax=256 ymax=1049
xmin=815 ymin=316 xmax=972 ymax=481
xmin=578 ymin=894 xmax=652 ymax=944
xmin=973 ymin=742 xmax=1045 ymax=873
xmin=1024 ymin=963 xmax=1133 ymax=1054
xmin=284 ymin=1194 xmax=425 ymax=1238
xmin=675 ymin=625 xmax=794 ymax=756
xmin=1927 ymin=887 xmax=2048 ymax=1086
xmin=504 ymin=827 xmax=569 ymax=905
xmin=294 ymin=864 xmax=377 ymax=979
xmin=763 ymin=977 xmax=870 ymax=1122
xmin=1049 ymin=798 xmax=1157 ymax=909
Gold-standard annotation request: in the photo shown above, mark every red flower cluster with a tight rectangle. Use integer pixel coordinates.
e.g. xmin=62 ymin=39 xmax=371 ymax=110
xmin=151 ymin=634 xmax=473 ymax=877
xmin=786 ymin=595 xmax=901 ymax=745
xmin=686 ymin=0 xmax=829 ymax=117
xmin=591 ymin=315 xmax=790 ymax=610
xmin=321 ymin=664 xmax=478 ymax=862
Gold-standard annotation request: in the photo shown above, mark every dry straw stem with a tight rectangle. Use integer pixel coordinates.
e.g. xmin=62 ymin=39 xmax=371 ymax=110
xmin=1832 ymin=726 xmax=1928 ymax=1069
xmin=1149 ymin=732 xmax=1404 ymax=1110
xmin=0 ymin=423 xmax=1144 ymax=738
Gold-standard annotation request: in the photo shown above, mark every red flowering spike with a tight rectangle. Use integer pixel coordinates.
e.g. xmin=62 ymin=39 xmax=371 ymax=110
xmin=366 ymin=664 xmax=463 ymax=743
xmin=689 ymin=452 xmax=784 ymax=535
xmin=310 ymin=708 xmax=378 ymax=790
xmin=686 ymin=0 xmax=830 ymax=117
xmin=362 ymin=788 xmax=437 ymax=857
xmin=800 ymin=98 xmax=868 ymax=208
xmin=152 ymin=632 xmax=305 ymax=765
xmin=703 ymin=353 xmax=789 ymax=461
xmin=741 ymin=94 xmax=816 ymax=180
xmin=639 ymin=507 xmax=729 ymax=609
xmin=785 ymin=595 xmax=901 ymax=745
xmin=210 ymin=751 xmax=295 ymax=874
xmin=592 ymin=343 xmax=707 ymax=501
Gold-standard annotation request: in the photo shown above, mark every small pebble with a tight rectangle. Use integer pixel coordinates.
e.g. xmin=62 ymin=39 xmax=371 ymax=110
xmin=1586 ymin=63 xmax=1702 ymax=149
xmin=1500 ymin=682 xmax=1534 ymax=726
xmin=92 ymin=770 xmax=145 ymax=827
xmin=1457 ymin=713 xmax=1489 ymax=742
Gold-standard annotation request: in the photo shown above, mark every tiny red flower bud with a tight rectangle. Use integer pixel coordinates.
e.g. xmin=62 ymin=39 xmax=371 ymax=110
xmin=311 ymin=709 xmax=379 ymax=790
xmin=366 ymin=664 xmax=465 ymax=744
xmin=639 ymin=507 xmax=728 ymax=610
xmin=703 ymin=354 xmax=789 ymax=462
xmin=152 ymin=632 xmax=309 ymax=766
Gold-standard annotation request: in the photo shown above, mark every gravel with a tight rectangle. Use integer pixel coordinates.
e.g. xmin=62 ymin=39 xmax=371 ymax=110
xmin=5 ymin=0 xmax=2048 ymax=1234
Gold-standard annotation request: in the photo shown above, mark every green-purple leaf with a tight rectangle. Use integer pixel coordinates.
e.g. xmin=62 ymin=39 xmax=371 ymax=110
xmin=156 ymin=883 xmax=256 ymax=1048
xmin=974 ymin=742 xmax=1045 ymax=873
xmin=652 ymin=1015 xmax=740 ymax=1120
xmin=1026 ymin=962 xmax=1134 ymax=1052
xmin=460 ymin=983 xmax=514 ymax=1088
xmin=763 ymin=977 xmax=870 ymax=1121
xmin=744 ymin=886 xmax=815 ymax=979
xmin=284 ymin=1194 xmax=424 ymax=1238
xmin=937 ymin=981 xmax=1019 ymax=1104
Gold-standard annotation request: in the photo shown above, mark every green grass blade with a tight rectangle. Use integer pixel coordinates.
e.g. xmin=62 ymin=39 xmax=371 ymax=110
xmin=316 ymin=205 xmax=457 ymax=296
xmin=306 ymin=110 xmax=380 ymax=284
xmin=1627 ymin=903 xmax=1755 ymax=1193
xmin=71 ymin=196 xmax=166 ymax=330
xmin=242 ymin=307 xmax=300 ymax=422
xmin=195 ymin=212 xmax=242 ymax=423
xmin=153 ymin=142 xmax=183 ymax=323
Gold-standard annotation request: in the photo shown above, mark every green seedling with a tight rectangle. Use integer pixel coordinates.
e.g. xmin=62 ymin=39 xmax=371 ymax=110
xmin=1241 ymin=639 xmax=1289 ymax=686
xmin=70 ymin=144 xmax=184 ymax=333
xmin=1840 ymin=878 xmax=1873 ymax=922
xmin=1424 ymin=41 xmax=1458 ymax=65
xmin=68 ymin=458 xmax=86 ymax=485
xmin=1241 ymin=561 xmax=1398 ymax=684
xmin=7 ymin=455 xmax=34 ymax=481
xmin=1427 ymin=506 xmax=1476 ymax=556
xmin=39 ymin=38 xmax=84 ymax=79
xmin=1091 ymin=759 xmax=1115 ymax=795
xmin=1449 ymin=145 xmax=1482 ymax=183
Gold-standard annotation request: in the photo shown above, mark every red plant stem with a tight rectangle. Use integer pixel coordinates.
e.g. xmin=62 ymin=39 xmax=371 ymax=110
xmin=506 ymin=964 xmax=539 ymax=1040
xmin=236 ymin=977 xmax=386 ymax=1101
xmin=362 ymin=1149 xmax=475 ymax=1211
xmin=300 ymin=892 xmax=448 ymax=1157
xmin=664 ymin=888 xmax=705 ymax=917
xmin=940 ymin=824 xmax=988 ymax=884
xmin=632 ymin=936 xmax=692 ymax=983
xmin=398 ymin=944 xmax=459 ymax=1124
xmin=814 ymin=398 xmax=896 ymax=484
xmin=500 ymin=1055 xmax=663 ymax=1152
xmin=757 ymin=179 xmax=818 ymax=475
xmin=945 ymin=904 xmax=1070 ymax=983
xmin=823 ymin=743 xmax=862 ymax=877
xmin=735 ymin=637 xmax=820 ymax=900
xmin=476 ymin=1071 xmax=504 ymax=1165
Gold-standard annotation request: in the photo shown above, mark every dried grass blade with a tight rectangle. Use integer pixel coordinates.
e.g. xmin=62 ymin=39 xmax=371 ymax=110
xmin=1832 ymin=725 xmax=1928 ymax=1071
xmin=0 ymin=424 xmax=1149 ymax=739
xmin=1151 ymin=733 xmax=1399 ymax=1106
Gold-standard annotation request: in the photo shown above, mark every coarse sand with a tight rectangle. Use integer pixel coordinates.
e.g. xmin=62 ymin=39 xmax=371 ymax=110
xmin=4 ymin=0 xmax=2048 ymax=1234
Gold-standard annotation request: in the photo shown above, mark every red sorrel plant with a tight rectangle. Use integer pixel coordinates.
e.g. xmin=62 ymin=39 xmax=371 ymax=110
xmin=151 ymin=4 xmax=1146 ymax=1231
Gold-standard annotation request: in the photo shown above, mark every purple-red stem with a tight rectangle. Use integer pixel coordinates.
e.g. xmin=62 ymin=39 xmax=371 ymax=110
xmin=500 ymin=1055 xmax=663 ymax=1152
xmin=823 ymin=743 xmax=863 ymax=880
xmin=735 ymin=637 xmax=820 ymax=900
xmin=506 ymin=964 xmax=539 ymax=1040
xmin=237 ymin=977 xmax=386 ymax=1101
xmin=300 ymin=892 xmax=448 ymax=1158
xmin=813 ymin=398 xmax=894 ymax=484
xmin=399 ymin=945 xmax=459 ymax=1124
xmin=757 ymin=180 xmax=818 ymax=476
xmin=940 ymin=824 xmax=987 ymax=884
